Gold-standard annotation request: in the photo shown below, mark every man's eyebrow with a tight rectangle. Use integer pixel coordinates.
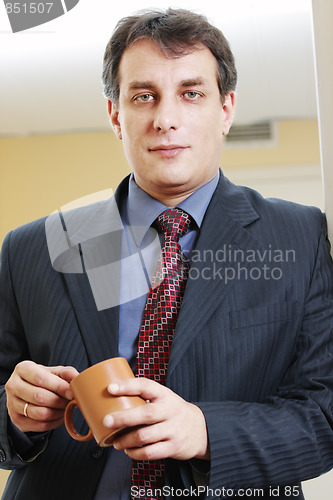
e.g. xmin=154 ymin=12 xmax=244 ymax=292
xmin=128 ymin=81 xmax=155 ymax=91
xmin=179 ymin=78 xmax=205 ymax=87
xmin=127 ymin=78 xmax=206 ymax=91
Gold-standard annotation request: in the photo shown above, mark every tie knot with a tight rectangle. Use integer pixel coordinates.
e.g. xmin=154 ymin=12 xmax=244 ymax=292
xmin=156 ymin=208 xmax=191 ymax=242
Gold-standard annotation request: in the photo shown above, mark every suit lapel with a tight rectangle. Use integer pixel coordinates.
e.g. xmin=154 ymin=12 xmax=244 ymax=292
xmin=168 ymin=174 xmax=261 ymax=377
xmin=63 ymin=273 xmax=119 ymax=366
xmin=57 ymin=178 xmax=130 ymax=366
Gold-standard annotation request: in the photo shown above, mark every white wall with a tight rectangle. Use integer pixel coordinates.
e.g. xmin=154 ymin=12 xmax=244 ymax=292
xmin=224 ymin=164 xmax=324 ymax=209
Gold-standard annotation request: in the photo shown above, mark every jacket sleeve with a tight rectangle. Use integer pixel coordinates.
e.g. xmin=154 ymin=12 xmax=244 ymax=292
xmin=0 ymin=232 xmax=48 ymax=470
xmin=197 ymin=214 xmax=333 ymax=491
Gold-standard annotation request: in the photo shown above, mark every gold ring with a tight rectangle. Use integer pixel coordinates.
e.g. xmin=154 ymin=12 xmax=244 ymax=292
xmin=23 ymin=402 xmax=29 ymax=418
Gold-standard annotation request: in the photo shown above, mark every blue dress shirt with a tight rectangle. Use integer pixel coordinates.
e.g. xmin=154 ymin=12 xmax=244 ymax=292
xmin=94 ymin=172 xmax=219 ymax=500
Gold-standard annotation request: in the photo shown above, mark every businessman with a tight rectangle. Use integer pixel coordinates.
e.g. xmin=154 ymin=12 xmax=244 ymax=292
xmin=1 ymin=8 xmax=333 ymax=500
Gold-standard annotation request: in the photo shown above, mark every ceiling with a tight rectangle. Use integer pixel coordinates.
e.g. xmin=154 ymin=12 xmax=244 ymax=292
xmin=0 ymin=0 xmax=318 ymax=136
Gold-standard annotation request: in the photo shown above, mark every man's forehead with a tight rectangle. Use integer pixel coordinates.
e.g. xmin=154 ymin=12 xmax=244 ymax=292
xmin=121 ymin=37 xmax=206 ymax=59
xmin=118 ymin=39 xmax=218 ymax=89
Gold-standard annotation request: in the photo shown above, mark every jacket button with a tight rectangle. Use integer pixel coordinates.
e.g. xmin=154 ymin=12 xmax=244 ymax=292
xmin=90 ymin=446 xmax=104 ymax=460
xmin=0 ymin=449 xmax=6 ymax=462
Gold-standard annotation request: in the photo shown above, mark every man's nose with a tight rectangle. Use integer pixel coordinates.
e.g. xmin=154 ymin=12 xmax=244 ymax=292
xmin=153 ymin=98 xmax=180 ymax=132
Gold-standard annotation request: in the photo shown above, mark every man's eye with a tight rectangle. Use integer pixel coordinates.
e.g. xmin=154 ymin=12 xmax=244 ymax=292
xmin=136 ymin=94 xmax=154 ymax=102
xmin=184 ymin=91 xmax=200 ymax=100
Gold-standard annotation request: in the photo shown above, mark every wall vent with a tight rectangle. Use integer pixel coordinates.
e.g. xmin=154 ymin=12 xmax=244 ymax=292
xmin=225 ymin=121 xmax=275 ymax=146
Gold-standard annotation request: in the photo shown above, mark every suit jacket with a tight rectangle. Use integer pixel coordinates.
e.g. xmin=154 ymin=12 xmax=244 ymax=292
xmin=0 ymin=173 xmax=333 ymax=500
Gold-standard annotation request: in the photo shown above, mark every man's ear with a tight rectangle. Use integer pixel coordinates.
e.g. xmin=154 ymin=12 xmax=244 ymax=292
xmin=107 ymin=100 xmax=122 ymax=140
xmin=222 ymin=92 xmax=236 ymax=136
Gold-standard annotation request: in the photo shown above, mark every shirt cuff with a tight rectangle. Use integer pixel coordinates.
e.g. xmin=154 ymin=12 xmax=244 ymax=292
xmin=189 ymin=458 xmax=210 ymax=487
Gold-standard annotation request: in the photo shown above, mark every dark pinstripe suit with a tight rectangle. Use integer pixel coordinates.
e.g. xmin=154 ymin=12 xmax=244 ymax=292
xmin=1 ymin=173 xmax=333 ymax=499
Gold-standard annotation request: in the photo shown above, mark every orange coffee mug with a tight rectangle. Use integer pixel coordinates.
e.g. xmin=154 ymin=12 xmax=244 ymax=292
xmin=64 ymin=357 xmax=146 ymax=447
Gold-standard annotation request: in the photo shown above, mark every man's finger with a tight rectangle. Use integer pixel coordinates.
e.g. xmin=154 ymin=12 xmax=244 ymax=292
xmin=46 ymin=365 xmax=79 ymax=383
xmin=103 ymin=400 xmax=160 ymax=430
xmin=108 ymin=377 xmax=169 ymax=402
xmin=17 ymin=361 xmax=77 ymax=400
xmin=113 ymin=421 xmax=168 ymax=451
xmin=20 ymin=401 xmax=66 ymax=423
xmin=124 ymin=441 xmax=171 ymax=461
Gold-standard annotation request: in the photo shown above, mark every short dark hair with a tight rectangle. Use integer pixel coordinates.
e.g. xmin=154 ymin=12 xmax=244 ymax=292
xmin=102 ymin=8 xmax=237 ymax=103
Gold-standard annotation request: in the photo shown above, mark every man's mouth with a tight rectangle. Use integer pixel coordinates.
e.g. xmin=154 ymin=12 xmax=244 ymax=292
xmin=148 ymin=144 xmax=189 ymax=158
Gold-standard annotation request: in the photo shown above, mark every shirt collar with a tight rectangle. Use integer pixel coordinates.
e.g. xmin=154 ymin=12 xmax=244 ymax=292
xmin=126 ymin=171 xmax=219 ymax=247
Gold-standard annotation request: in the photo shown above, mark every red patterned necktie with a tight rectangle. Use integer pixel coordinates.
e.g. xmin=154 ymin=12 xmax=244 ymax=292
xmin=132 ymin=208 xmax=191 ymax=500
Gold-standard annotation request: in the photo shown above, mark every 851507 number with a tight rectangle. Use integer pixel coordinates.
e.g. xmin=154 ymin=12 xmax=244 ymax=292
xmin=5 ymin=3 xmax=54 ymax=14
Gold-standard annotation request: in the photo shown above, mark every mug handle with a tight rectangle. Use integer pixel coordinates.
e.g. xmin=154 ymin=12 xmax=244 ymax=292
xmin=64 ymin=400 xmax=94 ymax=442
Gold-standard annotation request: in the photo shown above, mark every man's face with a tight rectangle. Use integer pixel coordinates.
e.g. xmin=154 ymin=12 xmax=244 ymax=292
xmin=109 ymin=39 xmax=235 ymax=206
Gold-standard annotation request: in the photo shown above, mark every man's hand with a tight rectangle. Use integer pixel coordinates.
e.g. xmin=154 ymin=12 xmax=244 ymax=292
xmin=104 ymin=378 xmax=210 ymax=461
xmin=5 ymin=360 xmax=79 ymax=433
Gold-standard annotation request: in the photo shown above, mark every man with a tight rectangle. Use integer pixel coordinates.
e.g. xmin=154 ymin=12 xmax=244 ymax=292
xmin=1 ymin=8 xmax=333 ymax=500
